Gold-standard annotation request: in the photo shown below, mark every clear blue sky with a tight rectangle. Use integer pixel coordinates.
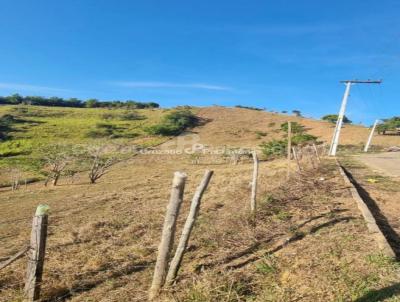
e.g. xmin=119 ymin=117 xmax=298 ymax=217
xmin=0 ymin=0 xmax=399 ymax=124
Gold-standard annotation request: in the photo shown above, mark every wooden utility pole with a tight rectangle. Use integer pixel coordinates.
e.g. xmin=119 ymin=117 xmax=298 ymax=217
xmin=149 ymin=172 xmax=187 ymax=300
xmin=166 ymin=170 xmax=213 ymax=285
xmin=24 ymin=205 xmax=50 ymax=302
xmin=287 ymin=121 xmax=292 ymax=179
xmin=329 ymin=79 xmax=381 ymax=156
xmin=364 ymin=119 xmax=379 ymax=152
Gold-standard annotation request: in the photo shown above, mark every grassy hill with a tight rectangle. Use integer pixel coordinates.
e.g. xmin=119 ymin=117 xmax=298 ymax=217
xmin=1 ymin=104 xmax=399 ymax=184
xmin=1 ymin=105 xmax=400 ymax=301
xmin=193 ymin=106 xmax=400 ymax=148
xmin=0 ymin=105 xmax=181 ymax=183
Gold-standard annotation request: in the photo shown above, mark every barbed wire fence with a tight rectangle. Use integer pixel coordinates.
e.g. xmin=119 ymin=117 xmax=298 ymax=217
xmin=0 ymin=138 xmax=327 ymax=301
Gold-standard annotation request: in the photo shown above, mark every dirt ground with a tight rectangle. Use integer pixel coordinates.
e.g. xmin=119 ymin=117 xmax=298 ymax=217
xmin=1 ymin=152 xmax=400 ymax=301
xmin=193 ymin=107 xmax=400 ymax=148
xmin=2 ymin=108 xmax=400 ymax=301
xmin=356 ymin=152 xmax=400 ymax=177
xmin=341 ymin=155 xmax=400 ymax=258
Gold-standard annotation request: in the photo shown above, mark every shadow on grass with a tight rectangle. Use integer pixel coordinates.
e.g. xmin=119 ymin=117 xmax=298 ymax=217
xmin=43 ymin=260 xmax=154 ymax=301
xmin=341 ymin=166 xmax=400 ymax=259
xmin=354 ymin=283 xmax=400 ymax=302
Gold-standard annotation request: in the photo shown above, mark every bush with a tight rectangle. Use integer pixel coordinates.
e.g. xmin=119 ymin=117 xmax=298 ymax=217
xmin=259 ymin=139 xmax=287 ymax=158
xmin=292 ymin=133 xmax=317 ymax=145
xmin=85 ymin=123 xmax=118 ymax=138
xmin=0 ymin=114 xmax=21 ymax=140
xmin=280 ymin=122 xmax=305 ymax=134
xmin=146 ymin=110 xmax=199 ymax=136
xmin=322 ymin=114 xmax=352 ymax=124
xmin=119 ymin=112 xmax=146 ymax=121
xmin=235 ymin=105 xmax=264 ymax=111
xmin=377 ymin=117 xmax=400 ymax=135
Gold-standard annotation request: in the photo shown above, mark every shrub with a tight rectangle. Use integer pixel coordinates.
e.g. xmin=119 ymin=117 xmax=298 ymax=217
xmin=292 ymin=110 xmax=302 ymax=117
xmin=85 ymin=123 xmax=118 ymax=138
xmin=146 ymin=110 xmax=199 ymax=136
xmin=259 ymin=139 xmax=287 ymax=158
xmin=0 ymin=114 xmax=22 ymax=141
xmin=119 ymin=112 xmax=146 ymax=121
xmin=255 ymin=131 xmax=268 ymax=139
xmin=101 ymin=111 xmax=146 ymax=121
xmin=377 ymin=117 xmax=400 ymax=135
xmin=280 ymin=122 xmax=305 ymax=134
xmin=322 ymin=114 xmax=352 ymax=124
xmin=291 ymin=133 xmax=317 ymax=145
xmin=235 ymin=105 xmax=264 ymax=111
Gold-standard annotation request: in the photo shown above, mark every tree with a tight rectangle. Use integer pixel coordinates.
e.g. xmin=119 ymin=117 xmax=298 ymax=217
xmin=85 ymin=146 xmax=119 ymax=184
xmin=322 ymin=114 xmax=352 ymax=124
xmin=280 ymin=122 xmax=305 ymax=134
xmin=146 ymin=110 xmax=199 ymax=136
xmin=292 ymin=110 xmax=302 ymax=117
xmin=40 ymin=144 xmax=79 ymax=186
xmin=85 ymin=99 xmax=99 ymax=108
xmin=376 ymin=117 xmax=400 ymax=135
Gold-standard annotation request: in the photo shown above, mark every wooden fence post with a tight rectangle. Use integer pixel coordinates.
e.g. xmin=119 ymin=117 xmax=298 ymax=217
xmin=166 ymin=170 xmax=213 ymax=285
xmin=24 ymin=204 xmax=50 ymax=302
xmin=250 ymin=151 xmax=258 ymax=215
xmin=287 ymin=121 xmax=292 ymax=179
xmin=312 ymin=143 xmax=321 ymax=163
xmin=292 ymin=147 xmax=302 ymax=172
xmin=149 ymin=172 xmax=187 ymax=300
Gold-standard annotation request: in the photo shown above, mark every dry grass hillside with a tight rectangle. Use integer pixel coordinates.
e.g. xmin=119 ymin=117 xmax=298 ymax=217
xmin=193 ymin=106 xmax=400 ymax=148
xmin=1 ymin=106 xmax=400 ymax=301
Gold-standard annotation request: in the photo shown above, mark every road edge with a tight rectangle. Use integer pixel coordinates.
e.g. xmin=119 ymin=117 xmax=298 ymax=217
xmin=336 ymin=160 xmax=396 ymax=259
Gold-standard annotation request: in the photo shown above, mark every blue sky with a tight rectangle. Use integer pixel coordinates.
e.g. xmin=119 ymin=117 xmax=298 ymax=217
xmin=0 ymin=0 xmax=399 ymax=124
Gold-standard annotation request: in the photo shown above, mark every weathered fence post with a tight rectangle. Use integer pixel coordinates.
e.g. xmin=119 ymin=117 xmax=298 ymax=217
xmin=24 ymin=204 xmax=50 ymax=302
xmin=287 ymin=121 xmax=292 ymax=179
xmin=292 ymin=147 xmax=302 ymax=172
xmin=312 ymin=143 xmax=321 ymax=163
xmin=149 ymin=172 xmax=187 ymax=300
xmin=306 ymin=146 xmax=316 ymax=169
xmin=250 ymin=151 xmax=258 ymax=215
xmin=166 ymin=170 xmax=213 ymax=285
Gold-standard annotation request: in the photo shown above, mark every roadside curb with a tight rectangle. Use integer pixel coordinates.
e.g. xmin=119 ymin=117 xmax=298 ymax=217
xmin=336 ymin=160 xmax=396 ymax=258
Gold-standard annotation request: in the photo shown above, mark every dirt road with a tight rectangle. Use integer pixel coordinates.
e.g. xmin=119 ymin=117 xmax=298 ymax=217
xmin=356 ymin=152 xmax=400 ymax=177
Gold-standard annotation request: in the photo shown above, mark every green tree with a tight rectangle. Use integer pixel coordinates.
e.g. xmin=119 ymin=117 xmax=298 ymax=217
xmin=85 ymin=99 xmax=99 ymax=108
xmin=292 ymin=110 xmax=302 ymax=117
xmin=376 ymin=117 xmax=400 ymax=135
xmin=280 ymin=122 xmax=305 ymax=134
xmin=322 ymin=114 xmax=352 ymax=124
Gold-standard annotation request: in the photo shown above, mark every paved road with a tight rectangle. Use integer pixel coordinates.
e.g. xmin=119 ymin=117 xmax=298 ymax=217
xmin=356 ymin=152 xmax=400 ymax=177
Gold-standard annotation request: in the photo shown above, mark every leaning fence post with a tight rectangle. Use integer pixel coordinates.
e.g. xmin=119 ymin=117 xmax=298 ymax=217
xmin=149 ymin=172 xmax=187 ymax=300
xmin=24 ymin=204 xmax=50 ymax=302
xmin=286 ymin=121 xmax=292 ymax=179
xmin=292 ymin=147 xmax=302 ymax=172
xmin=312 ymin=143 xmax=321 ymax=163
xmin=250 ymin=151 xmax=258 ymax=215
xmin=166 ymin=170 xmax=213 ymax=285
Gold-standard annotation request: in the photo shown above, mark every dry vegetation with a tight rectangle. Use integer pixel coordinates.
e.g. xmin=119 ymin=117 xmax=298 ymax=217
xmin=1 ymin=153 xmax=400 ymax=301
xmin=1 ymin=106 xmax=400 ymax=301
xmin=194 ymin=106 xmax=400 ymax=148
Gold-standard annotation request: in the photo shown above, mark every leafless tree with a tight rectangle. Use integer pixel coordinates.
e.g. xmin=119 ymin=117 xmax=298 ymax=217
xmin=86 ymin=146 xmax=119 ymax=184
xmin=9 ymin=168 xmax=22 ymax=191
xmin=41 ymin=144 xmax=77 ymax=186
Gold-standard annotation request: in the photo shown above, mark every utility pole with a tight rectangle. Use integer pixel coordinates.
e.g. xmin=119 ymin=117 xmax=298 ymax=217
xmin=328 ymin=79 xmax=382 ymax=156
xmin=364 ymin=119 xmax=379 ymax=152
